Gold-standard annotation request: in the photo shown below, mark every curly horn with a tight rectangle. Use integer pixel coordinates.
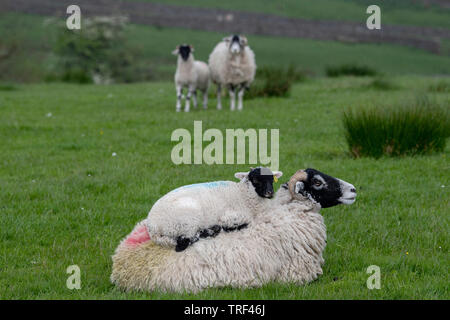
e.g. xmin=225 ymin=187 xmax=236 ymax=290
xmin=287 ymin=169 xmax=307 ymax=198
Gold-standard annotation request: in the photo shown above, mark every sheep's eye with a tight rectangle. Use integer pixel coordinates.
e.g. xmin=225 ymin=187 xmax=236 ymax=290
xmin=313 ymin=179 xmax=322 ymax=186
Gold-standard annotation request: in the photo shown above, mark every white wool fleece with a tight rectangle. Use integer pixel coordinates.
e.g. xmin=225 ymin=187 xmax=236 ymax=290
xmin=145 ymin=179 xmax=271 ymax=248
xmin=111 ymin=187 xmax=327 ymax=293
xmin=175 ymin=54 xmax=209 ymax=92
xmin=208 ymin=41 xmax=256 ymax=86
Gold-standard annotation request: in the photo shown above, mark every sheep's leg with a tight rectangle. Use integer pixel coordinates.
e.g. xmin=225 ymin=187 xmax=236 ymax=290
xmin=175 ymin=236 xmax=191 ymax=252
xmin=202 ymin=90 xmax=208 ymax=109
xmin=185 ymin=86 xmax=194 ymax=112
xmin=192 ymin=90 xmax=198 ymax=109
xmin=228 ymin=84 xmax=236 ymax=111
xmin=176 ymin=85 xmax=182 ymax=112
xmin=185 ymin=92 xmax=190 ymax=112
xmin=216 ymin=84 xmax=222 ymax=110
xmin=237 ymin=84 xmax=245 ymax=111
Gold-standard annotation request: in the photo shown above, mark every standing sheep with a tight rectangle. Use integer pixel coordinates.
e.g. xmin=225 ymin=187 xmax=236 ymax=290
xmin=173 ymin=44 xmax=210 ymax=112
xmin=145 ymin=167 xmax=282 ymax=251
xmin=111 ymin=168 xmax=357 ymax=293
xmin=208 ymin=35 xmax=256 ymax=111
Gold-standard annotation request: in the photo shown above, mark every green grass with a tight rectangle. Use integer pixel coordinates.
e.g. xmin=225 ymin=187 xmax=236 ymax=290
xmin=326 ymin=64 xmax=378 ymax=77
xmin=0 ymin=13 xmax=56 ymax=82
xmin=2 ymin=12 xmax=450 ymax=83
xmin=126 ymin=23 xmax=450 ymax=77
xmin=428 ymin=80 xmax=450 ymax=93
xmin=246 ymin=66 xmax=301 ymax=98
xmin=0 ymin=76 xmax=449 ymax=299
xmin=366 ymin=77 xmax=398 ymax=91
xmin=343 ymin=98 xmax=450 ymax=158
xmin=135 ymin=0 xmax=450 ymax=29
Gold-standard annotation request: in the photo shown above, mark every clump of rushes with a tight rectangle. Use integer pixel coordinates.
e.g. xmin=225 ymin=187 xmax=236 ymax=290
xmin=428 ymin=80 xmax=450 ymax=93
xmin=326 ymin=64 xmax=377 ymax=77
xmin=247 ymin=65 xmax=307 ymax=98
xmin=367 ymin=77 xmax=397 ymax=91
xmin=343 ymin=98 xmax=450 ymax=158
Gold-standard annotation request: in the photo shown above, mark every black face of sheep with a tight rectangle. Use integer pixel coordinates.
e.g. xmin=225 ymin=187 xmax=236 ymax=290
xmin=292 ymin=168 xmax=357 ymax=208
xmin=248 ymin=167 xmax=280 ymax=199
xmin=178 ymin=45 xmax=191 ymax=61
xmin=227 ymin=35 xmax=248 ymax=54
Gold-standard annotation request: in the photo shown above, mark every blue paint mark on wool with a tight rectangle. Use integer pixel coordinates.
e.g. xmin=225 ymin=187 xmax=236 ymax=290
xmin=172 ymin=181 xmax=232 ymax=193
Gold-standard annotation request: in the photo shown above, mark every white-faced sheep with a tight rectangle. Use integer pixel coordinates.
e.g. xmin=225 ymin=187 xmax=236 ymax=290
xmin=208 ymin=35 xmax=256 ymax=111
xmin=145 ymin=167 xmax=282 ymax=251
xmin=111 ymin=168 xmax=357 ymax=293
xmin=173 ymin=44 xmax=210 ymax=112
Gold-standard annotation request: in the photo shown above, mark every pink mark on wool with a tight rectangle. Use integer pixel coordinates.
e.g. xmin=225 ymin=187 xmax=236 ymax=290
xmin=124 ymin=225 xmax=150 ymax=247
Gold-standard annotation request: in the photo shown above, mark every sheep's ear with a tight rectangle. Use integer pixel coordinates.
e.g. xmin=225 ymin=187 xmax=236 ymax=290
xmin=222 ymin=36 xmax=231 ymax=42
xmin=294 ymin=181 xmax=305 ymax=194
xmin=273 ymin=171 xmax=283 ymax=179
xmin=189 ymin=45 xmax=195 ymax=52
xmin=234 ymin=172 xmax=249 ymax=180
xmin=172 ymin=47 xmax=179 ymax=55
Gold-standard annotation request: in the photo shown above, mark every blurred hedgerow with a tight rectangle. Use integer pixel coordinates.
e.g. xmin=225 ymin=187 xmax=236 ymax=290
xmin=49 ymin=16 xmax=149 ymax=84
xmin=343 ymin=96 xmax=450 ymax=158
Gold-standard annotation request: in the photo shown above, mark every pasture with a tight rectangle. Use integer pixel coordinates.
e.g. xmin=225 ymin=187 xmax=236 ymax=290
xmin=134 ymin=0 xmax=450 ymax=28
xmin=1 ymin=12 xmax=450 ymax=83
xmin=0 ymin=76 xmax=448 ymax=299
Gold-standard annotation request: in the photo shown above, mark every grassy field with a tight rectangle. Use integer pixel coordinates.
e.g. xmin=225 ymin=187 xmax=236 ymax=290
xmin=2 ymin=12 xmax=450 ymax=83
xmin=0 ymin=76 xmax=448 ymax=299
xmin=136 ymin=0 xmax=450 ymax=28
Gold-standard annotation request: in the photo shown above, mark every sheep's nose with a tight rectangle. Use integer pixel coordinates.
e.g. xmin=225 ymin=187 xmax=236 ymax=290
xmin=265 ymin=190 xmax=274 ymax=198
xmin=350 ymin=188 xmax=356 ymax=193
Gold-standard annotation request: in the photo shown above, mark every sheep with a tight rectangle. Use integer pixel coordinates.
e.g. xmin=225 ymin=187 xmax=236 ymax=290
xmin=111 ymin=168 xmax=357 ymax=293
xmin=173 ymin=44 xmax=210 ymax=112
xmin=145 ymin=167 xmax=283 ymax=251
xmin=208 ymin=35 xmax=256 ymax=111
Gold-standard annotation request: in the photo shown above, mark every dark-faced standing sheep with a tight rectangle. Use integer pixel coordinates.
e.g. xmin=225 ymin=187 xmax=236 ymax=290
xmin=173 ymin=44 xmax=210 ymax=112
xmin=208 ymin=35 xmax=256 ymax=111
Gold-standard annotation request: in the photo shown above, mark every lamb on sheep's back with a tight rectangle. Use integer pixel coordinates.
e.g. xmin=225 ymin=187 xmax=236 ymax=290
xmin=145 ymin=167 xmax=282 ymax=251
xmin=111 ymin=168 xmax=357 ymax=293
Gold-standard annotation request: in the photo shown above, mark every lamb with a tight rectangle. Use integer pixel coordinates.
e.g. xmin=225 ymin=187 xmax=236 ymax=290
xmin=208 ymin=35 xmax=256 ymax=111
xmin=111 ymin=168 xmax=357 ymax=293
xmin=173 ymin=44 xmax=210 ymax=112
xmin=145 ymin=167 xmax=283 ymax=251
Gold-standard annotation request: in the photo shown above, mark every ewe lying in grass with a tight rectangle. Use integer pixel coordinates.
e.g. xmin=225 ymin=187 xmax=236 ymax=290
xmin=111 ymin=169 xmax=356 ymax=293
